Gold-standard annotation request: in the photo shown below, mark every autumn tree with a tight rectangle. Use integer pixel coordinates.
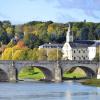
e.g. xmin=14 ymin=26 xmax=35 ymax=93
xmin=47 ymin=49 xmax=62 ymax=61
xmin=2 ymin=48 xmax=12 ymax=60
xmin=37 ymin=49 xmax=47 ymax=61
xmin=31 ymin=48 xmax=38 ymax=61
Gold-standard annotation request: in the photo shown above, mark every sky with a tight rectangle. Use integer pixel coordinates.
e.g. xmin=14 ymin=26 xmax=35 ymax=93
xmin=0 ymin=0 xmax=100 ymax=24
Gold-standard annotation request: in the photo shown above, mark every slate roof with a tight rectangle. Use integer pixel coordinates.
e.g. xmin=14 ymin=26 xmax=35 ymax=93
xmin=39 ymin=43 xmax=63 ymax=49
xmin=39 ymin=40 xmax=100 ymax=49
xmin=69 ymin=43 xmax=90 ymax=48
xmin=69 ymin=40 xmax=100 ymax=48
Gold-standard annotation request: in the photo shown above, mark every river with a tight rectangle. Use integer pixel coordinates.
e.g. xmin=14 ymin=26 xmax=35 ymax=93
xmin=0 ymin=81 xmax=100 ymax=100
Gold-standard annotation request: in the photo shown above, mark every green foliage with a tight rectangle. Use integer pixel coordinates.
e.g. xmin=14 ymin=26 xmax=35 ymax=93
xmin=30 ymin=48 xmax=38 ymax=61
xmin=0 ymin=20 xmax=99 ymax=49
xmin=19 ymin=67 xmax=45 ymax=80
xmin=47 ymin=49 xmax=62 ymax=61
xmin=37 ymin=49 xmax=47 ymax=60
xmin=82 ymin=79 xmax=100 ymax=87
xmin=0 ymin=20 xmax=99 ymax=61
xmin=63 ymin=67 xmax=86 ymax=78
xmin=2 ymin=21 xmax=11 ymax=29
xmin=80 ymin=27 xmax=89 ymax=40
xmin=7 ymin=39 xmax=16 ymax=47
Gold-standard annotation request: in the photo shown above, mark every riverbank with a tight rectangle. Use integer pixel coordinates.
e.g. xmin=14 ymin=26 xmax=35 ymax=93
xmin=81 ymin=79 xmax=100 ymax=87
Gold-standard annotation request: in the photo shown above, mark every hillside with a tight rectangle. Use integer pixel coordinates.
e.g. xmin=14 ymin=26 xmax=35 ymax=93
xmin=0 ymin=20 xmax=99 ymax=61
xmin=0 ymin=20 xmax=100 ymax=49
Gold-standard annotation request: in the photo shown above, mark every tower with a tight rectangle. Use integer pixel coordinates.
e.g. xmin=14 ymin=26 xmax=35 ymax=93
xmin=66 ymin=24 xmax=73 ymax=43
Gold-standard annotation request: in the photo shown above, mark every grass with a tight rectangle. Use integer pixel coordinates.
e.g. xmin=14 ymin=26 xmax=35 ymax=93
xmin=19 ymin=67 xmax=45 ymax=80
xmin=19 ymin=67 xmax=86 ymax=81
xmin=82 ymin=79 xmax=100 ymax=87
xmin=63 ymin=72 xmax=86 ymax=78
xmin=63 ymin=67 xmax=86 ymax=78
xmin=16 ymin=66 xmax=100 ymax=86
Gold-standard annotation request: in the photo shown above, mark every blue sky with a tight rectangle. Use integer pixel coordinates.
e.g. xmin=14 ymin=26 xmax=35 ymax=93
xmin=0 ymin=0 xmax=100 ymax=24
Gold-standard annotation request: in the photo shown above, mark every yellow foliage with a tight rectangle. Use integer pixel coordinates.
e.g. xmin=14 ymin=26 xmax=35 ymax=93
xmin=6 ymin=27 xmax=13 ymax=34
xmin=47 ymin=24 xmax=55 ymax=33
xmin=2 ymin=48 xmax=12 ymax=60
xmin=37 ymin=49 xmax=47 ymax=60
xmin=47 ymin=49 xmax=62 ymax=61
xmin=12 ymin=50 xmax=23 ymax=60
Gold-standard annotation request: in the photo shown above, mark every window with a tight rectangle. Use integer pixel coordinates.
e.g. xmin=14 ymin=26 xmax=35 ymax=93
xmin=83 ymin=57 xmax=85 ymax=60
xmin=79 ymin=50 xmax=80 ymax=53
xmin=74 ymin=57 xmax=76 ymax=60
xmin=83 ymin=50 xmax=85 ymax=53
xmin=74 ymin=50 xmax=75 ymax=53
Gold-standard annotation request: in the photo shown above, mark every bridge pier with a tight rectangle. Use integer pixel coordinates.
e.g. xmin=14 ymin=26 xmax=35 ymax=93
xmin=8 ymin=61 xmax=17 ymax=82
xmin=53 ymin=64 xmax=62 ymax=82
xmin=97 ymin=67 xmax=100 ymax=79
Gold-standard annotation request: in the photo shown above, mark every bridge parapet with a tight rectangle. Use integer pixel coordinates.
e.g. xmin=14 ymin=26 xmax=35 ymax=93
xmin=0 ymin=60 xmax=13 ymax=64
xmin=59 ymin=60 xmax=99 ymax=65
xmin=0 ymin=60 xmax=99 ymax=65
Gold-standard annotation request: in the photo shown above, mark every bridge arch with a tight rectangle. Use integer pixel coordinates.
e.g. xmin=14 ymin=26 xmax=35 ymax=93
xmin=0 ymin=68 xmax=9 ymax=81
xmin=63 ymin=66 xmax=96 ymax=78
xmin=17 ymin=66 xmax=53 ymax=81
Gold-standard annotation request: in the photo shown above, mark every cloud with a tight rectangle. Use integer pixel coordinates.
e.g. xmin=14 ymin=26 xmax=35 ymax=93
xmin=56 ymin=0 xmax=100 ymax=19
xmin=57 ymin=0 xmax=100 ymax=10
xmin=27 ymin=0 xmax=100 ymax=21
xmin=56 ymin=13 xmax=77 ymax=22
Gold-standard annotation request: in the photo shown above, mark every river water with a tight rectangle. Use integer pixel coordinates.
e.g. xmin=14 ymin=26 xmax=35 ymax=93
xmin=0 ymin=81 xmax=100 ymax=100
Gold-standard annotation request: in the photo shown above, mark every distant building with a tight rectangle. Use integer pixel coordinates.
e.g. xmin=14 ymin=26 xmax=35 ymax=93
xmin=39 ymin=43 xmax=63 ymax=50
xmin=39 ymin=24 xmax=99 ymax=61
xmin=62 ymin=24 xmax=97 ymax=60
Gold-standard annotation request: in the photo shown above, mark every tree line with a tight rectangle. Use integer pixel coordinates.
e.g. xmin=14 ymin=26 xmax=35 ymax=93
xmin=0 ymin=20 xmax=100 ymax=48
xmin=0 ymin=20 xmax=99 ymax=60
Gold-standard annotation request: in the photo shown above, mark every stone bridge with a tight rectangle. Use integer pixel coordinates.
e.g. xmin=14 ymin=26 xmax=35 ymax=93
xmin=0 ymin=60 xmax=99 ymax=82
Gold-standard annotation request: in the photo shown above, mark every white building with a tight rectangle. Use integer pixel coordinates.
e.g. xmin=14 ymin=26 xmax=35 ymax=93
xmin=39 ymin=43 xmax=63 ymax=50
xmin=62 ymin=24 xmax=96 ymax=60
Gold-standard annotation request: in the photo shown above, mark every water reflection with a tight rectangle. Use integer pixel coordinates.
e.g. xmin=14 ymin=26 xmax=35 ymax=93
xmin=0 ymin=81 xmax=100 ymax=100
xmin=64 ymin=82 xmax=100 ymax=100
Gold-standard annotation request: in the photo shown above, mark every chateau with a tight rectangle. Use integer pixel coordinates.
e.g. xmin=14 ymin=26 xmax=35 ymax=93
xmin=39 ymin=24 xmax=99 ymax=61
xmin=62 ymin=24 xmax=96 ymax=60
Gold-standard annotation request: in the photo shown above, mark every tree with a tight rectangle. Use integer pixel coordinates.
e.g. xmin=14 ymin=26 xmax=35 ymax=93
xmin=31 ymin=48 xmax=38 ymax=61
xmin=80 ymin=27 xmax=89 ymax=40
xmin=7 ymin=39 xmax=16 ymax=47
xmin=0 ymin=32 xmax=10 ymax=44
xmin=6 ymin=26 xmax=14 ymax=39
xmin=15 ymin=25 xmax=23 ymax=33
xmin=95 ymin=25 xmax=100 ymax=40
xmin=47 ymin=49 xmax=62 ymax=61
xmin=2 ymin=21 xmax=11 ymax=30
xmin=12 ymin=49 xmax=29 ymax=60
xmin=16 ymin=40 xmax=26 ymax=48
xmin=2 ymin=48 xmax=12 ymax=60
xmin=37 ymin=49 xmax=47 ymax=60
